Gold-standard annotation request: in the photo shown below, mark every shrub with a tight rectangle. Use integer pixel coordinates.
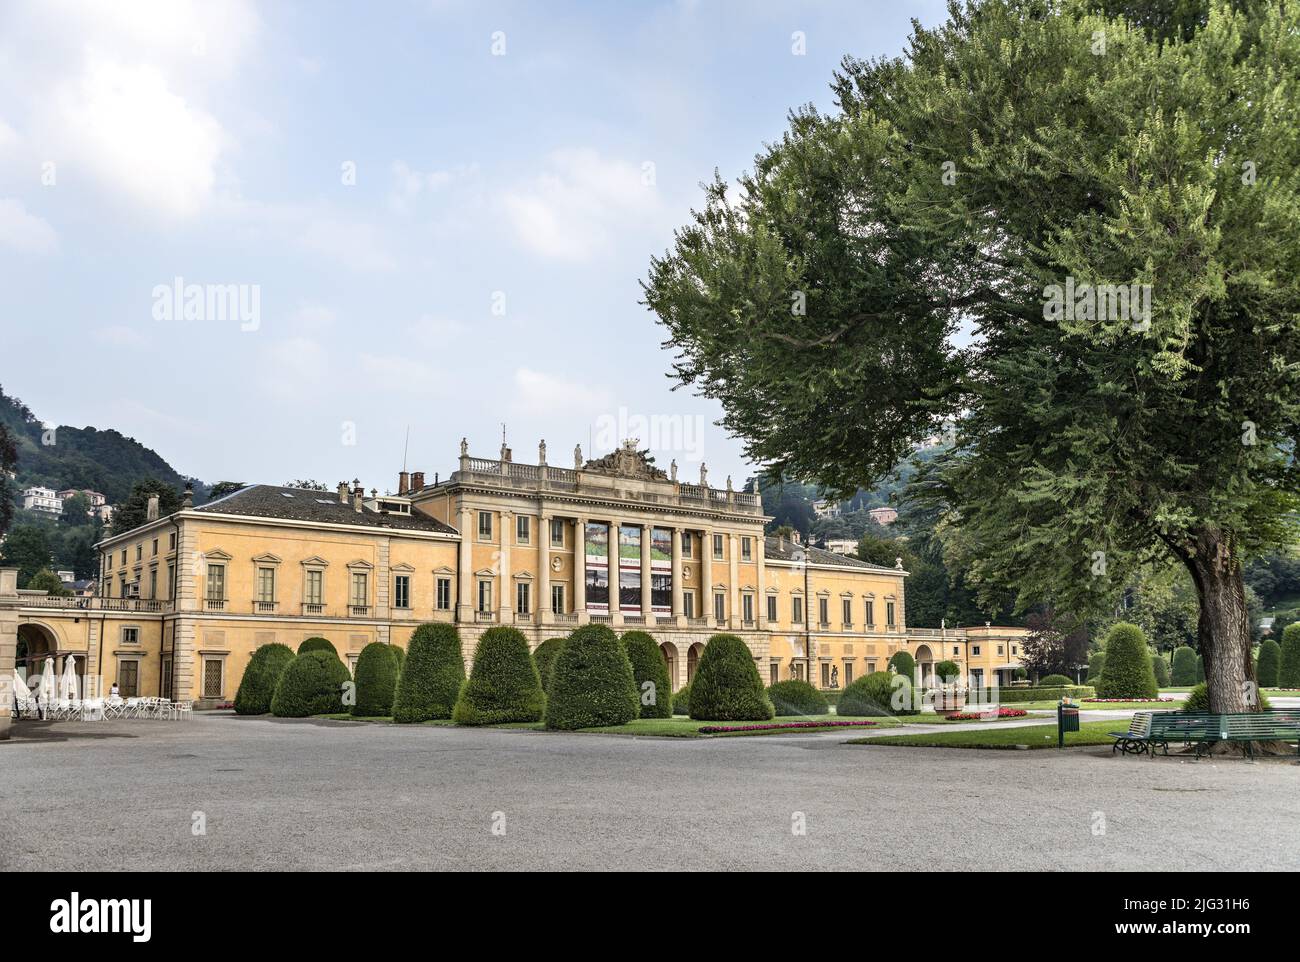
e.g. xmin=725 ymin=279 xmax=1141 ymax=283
xmin=1171 ymin=646 xmax=1198 ymax=686
xmin=270 ymin=650 xmax=351 ymax=717
xmin=1013 ymin=667 xmax=1028 ymax=680
xmin=688 ymin=634 xmax=774 ymax=721
xmin=532 ymin=637 xmax=565 ymax=694
xmin=839 ymin=671 xmax=917 ymax=716
xmin=621 ymin=631 xmax=673 ymax=718
xmin=392 ymin=623 xmax=465 ymax=723
xmin=767 ymin=679 xmax=829 ymax=717
xmin=1086 ymin=651 xmax=1106 ymax=684
xmin=1039 ymin=673 xmax=1073 ymax=687
xmin=1196 ymin=654 xmax=1205 ymax=683
xmin=1183 ymin=682 xmax=1271 ymax=713
xmin=233 ymin=643 xmax=295 ymax=715
xmin=672 ymin=683 xmax=692 ymax=715
xmin=1095 ymin=623 xmax=1158 ymax=699
xmin=986 ymin=685 xmax=1093 ymax=703
xmin=935 ymin=659 xmax=961 ymax=683
xmin=1256 ymin=639 xmax=1281 ymax=688
xmin=544 ymin=624 xmax=640 ymax=730
xmin=352 ymin=642 xmax=400 ymax=717
xmin=389 ymin=644 xmax=405 ymax=671
xmin=454 ymin=626 xmax=546 ymax=726
xmin=1279 ymin=624 xmax=1300 ymax=688
xmin=298 ymin=636 xmax=337 ymax=657
xmin=888 ymin=650 xmax=916 ymax=679
xmin=1151 ymin=655 xmax=1170 ymax=688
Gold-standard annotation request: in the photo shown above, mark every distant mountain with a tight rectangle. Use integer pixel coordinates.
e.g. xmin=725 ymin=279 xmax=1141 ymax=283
xmin=0 ymin=385 xmax=209 ymax=505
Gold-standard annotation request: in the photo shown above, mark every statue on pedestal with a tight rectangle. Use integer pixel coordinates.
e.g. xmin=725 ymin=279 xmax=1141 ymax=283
xmin=574 ymin=444 xmax=583 ymax=470
xmin=670 ymin=459 xmax=678 ymax=482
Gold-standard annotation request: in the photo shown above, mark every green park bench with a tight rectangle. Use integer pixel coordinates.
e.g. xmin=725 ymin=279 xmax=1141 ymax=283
xmin=1111 ymin=709 xmax=1300 ymax=759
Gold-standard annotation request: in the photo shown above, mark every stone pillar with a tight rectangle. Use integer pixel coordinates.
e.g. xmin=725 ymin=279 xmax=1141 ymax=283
xmin=701 ymin=527 xmax=713 ymax=624
xmin=756 ymin=533 xmax=767 ymax=629
xmin=728 ymin=532 xmax=740 ymax=630
xmin=574 ymin=517 xmax=588 ymax=623
xmin=608 ymin=520 xmax=623 ymax=626
xmin=670 ymin=528 xmax=685 ymax=627
xmin=0 ymin=568 xmax=18 ymax=740
xmin=538 ymin=512 xmax=551 ymax=625
xmin=640 ymin=523 xmax=653 ymax=618
xmin=457 ymin=505 xmax=473 ymax=622
xmin=498 ymin=510 xmax=513 ymax=624
xmin=172 ymin=522 xmax=198 ymax=702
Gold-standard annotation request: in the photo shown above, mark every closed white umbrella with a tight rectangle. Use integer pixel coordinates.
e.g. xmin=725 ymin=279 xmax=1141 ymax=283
xmin=59 ymin=655 xmax=79 ymax=701
xmin=38 ymin=657 xmax=56 ymax=715
xmin=11 ymin=668 xmax=28 ymax=700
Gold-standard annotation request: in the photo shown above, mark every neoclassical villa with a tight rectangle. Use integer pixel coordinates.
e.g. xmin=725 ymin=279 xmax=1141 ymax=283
xmin=0 ymin=438 xmax=1028 ymax=736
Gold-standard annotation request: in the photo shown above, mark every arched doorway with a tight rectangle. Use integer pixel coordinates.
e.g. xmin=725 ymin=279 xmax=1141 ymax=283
xmin=686 ymin=642 xmax=704 ymax=684
xmin=913 ymin=644 xmax=934 ymax=687
xmin=659 ymin=642 xmax=679 ymax=691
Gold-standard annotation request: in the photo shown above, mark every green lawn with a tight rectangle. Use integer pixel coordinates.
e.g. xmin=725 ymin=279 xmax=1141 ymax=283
xmin=849 ymin=719 xmax=1125 ymax=750
xmin=1011 ymin=699 xmax=1178 ymax=711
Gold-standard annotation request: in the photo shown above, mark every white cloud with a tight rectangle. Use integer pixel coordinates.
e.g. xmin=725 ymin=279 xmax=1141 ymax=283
xmin=511 ymin=367 xmax=610 ymax=415
xmin=93 ymin=325 xmax=149 ymax=348
xmin=0 ymin=198 xmax=58 ymax=253
xmin=501 ymin=149 xmax=665 ymax=261
xmin=388 ymin=160 xmax=475 ymax=214
xmin=257 ymin=336 xmax=330 ymax=401
xmin=296 ymin=215 xmax=399 ymax=272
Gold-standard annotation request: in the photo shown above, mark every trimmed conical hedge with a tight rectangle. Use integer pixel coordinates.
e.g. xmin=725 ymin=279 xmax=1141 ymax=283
xmin=233 ymin=642 xmax=295 ymax=715
xmin=1279 ymin=624 xmax=1300 ymax=688
xmin=392 ymin=623 xmax=465 ymax=723
xmin=270 ymin=650 xmax=352 ymax=717
xmin=352 ymin=642 xmax=400 ymax=717
xmin=767 ymin=679 xmax=828 ymax=717
xmin=888 ymin=650 xmax=916 ymax=680
xmin=1256 ymin=638 xmax=1281 ymax=688
xmin=298 ymin=636 xmax=337 ymax=656
xmin=1095 ymin=623 xmax=1158 ymax=699
xmin=1171 ymin=646 xmax=1198 ymax=686
xmin=672 ymin=683 xmax=692 ymax=715
xmin=532 ymin=637 xmax=565 ymax=694
xmin=453 ymin=626 xmax=546 ymax=725
xmin=839 ymin=671 xmax=917 ymax=716
xmin=1039 ymin=673 xmax=1073 ymax=688
xmin=544 ymin=624 xmax=640 ymax=730
xmin=1086 ymin=651 xmax=1106 ymax=684
xmin=1151 ymin=655 xmax=1170 ymax=688
xmin=621 ymin=630 xmax=673 ymax=718
xmin=689 ymin=633 xmax=773 ymax=721
xmin=389 ymin=644 xmax=406 ymax=671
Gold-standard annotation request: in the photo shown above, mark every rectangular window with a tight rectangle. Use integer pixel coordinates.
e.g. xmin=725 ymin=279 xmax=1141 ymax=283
xmin=151 ymin=538 xmax=158 ymax=555
xmin=712 ymin=534 xmax=724 ymax=560
xmin=350 ymin=572 xmax=368 ymax=607
xmin=516 ymin=515 xmax=530 ymax=545
xmin=821 ymin=662 xmax=830 ymax=688
xmin=550 ymin=518 xmax=564 ymax=548
xmin=845 ymin=662 xmax=854 ymax=685
xmin=120 ymin=550 xmax=126 ymax=565
xmin=478 ymin=511 xmax=493 ymax=540
xmin=766 ymin=595 xmax=777 ymax=623
xmin=436 ymin=577 xmax=452 ymax=611
xmin=167 ymin=563 xmax=175 ymax=598
xmin=161 ymin=657 xmax=172 ymax=699
xmin=819 ymin=597 xmax=829 ymax=626
xmin=122 ymin=626 xmax=139 ymax=645
xmin=683 ymin=591 xmax=695 ymax=619
xmin=206 ymin=564 xmax=225 ymax=601
xmin=257 ymin=566 xmax=276 ymax=603
xmin=118 ymin=660 xmax=139 ymax=698
xmin=202 ymin=659 xmax=223 ymax=699
xmin=478 ymin=580 xmax=492 ymax=612
xmin=305 ymin=570 xmax=323 ymax=606
xmin=972 ymin=645 xmax=981 ymax=656
xmin=741 ymin=537 xmax=752 ymax=561
xmin=169 ymin=532 xmax=177 ymax=550
xmin=1011 ymin=645 xmax=1018 ymax=656
xmin=742 ymin=594 xmax=754 ymax=623
xmin=394 ymin=574 xmax=411 ymax=609
xmin=551 ymin=583 xmax=565 ymax=615
xmin=119 ymin=578 xmax=127 ymax=598
xmin=516 ymin=582 xmax=531 ymax=615
xmin=770 ymin=663 xmax=779 ymax=685
xmin=713 ymin=592 xmax=725 ymax=621
xmin=842 ymin=599 xmax=852 ymax=626
xmin=148 ymin=569 xmax=157 ymax=599
xmin=886 ymin=601 xmax=896 ymax=628
xmin=997 ymin=645 xmax=1004 ymax=656
xmin=792 ymin=596 xmax=803 ymax=624
xmin=682 ymin=534 xmax=693 ymax=559
xmin=865 ymin=599 xmax=875 ymax=628
xmin=135 ymin=544 xmax=142 ymax=561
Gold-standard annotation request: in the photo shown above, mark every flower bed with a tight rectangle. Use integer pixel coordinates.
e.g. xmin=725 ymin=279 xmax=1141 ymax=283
xmin=943 ymin=707 xmax=1027 ymax=720
xmin=1082 ymin=697 xmax=1174 ymax=703
xmin=696 ymin=720 xmax=879 ymax=734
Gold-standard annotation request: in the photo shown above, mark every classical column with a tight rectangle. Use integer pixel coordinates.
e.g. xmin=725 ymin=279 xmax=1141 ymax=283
xmin=701 ymin=526 xmax=713 ymax=624
xmin=728 ymin=532 xmax=740 ymax=630
xmin=538 ymin=512 xmax=551 ymax=625
xmin=0 ymin=568 xmax=17 ymax=741
xmin=755 ymin=533 xmax=767 ymax=629
xmin=608 ymin=519 xmax=623 ymax=626
xmin=498 ymin=510 xmax=513 ymax=624
xmin=456 ymin=505 xmax=473 ymax=622
xmin=574 ymin=517 xmax=588 ymax=624
xmin=670 ymin=528 xmax=685 ymax=627
xmin=640 ymin=523 xmax=653 ymax=618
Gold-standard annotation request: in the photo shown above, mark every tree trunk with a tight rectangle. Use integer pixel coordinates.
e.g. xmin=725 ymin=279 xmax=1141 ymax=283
xmin=1177 ymin=526 xmax=1258 ymax=714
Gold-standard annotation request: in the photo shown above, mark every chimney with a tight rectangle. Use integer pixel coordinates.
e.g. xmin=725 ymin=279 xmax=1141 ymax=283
xmin=398 ymin=471 xmax=410 ymax=495
xmin=181 ymin=483 xmax=193 ymax=510
xmin=338 ymin=481 xmax=349 ymax=504
xmin=353 ymin=479 xmax=363 ymax=513
xmin=411 ymin=471 xmax=424 ymax=493
xmin=146 ymin=495 xmax=160 ymax=521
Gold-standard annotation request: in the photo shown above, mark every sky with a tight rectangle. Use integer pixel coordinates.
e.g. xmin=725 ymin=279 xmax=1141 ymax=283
xmin=0 ymin=0 xmax=948 ymax=496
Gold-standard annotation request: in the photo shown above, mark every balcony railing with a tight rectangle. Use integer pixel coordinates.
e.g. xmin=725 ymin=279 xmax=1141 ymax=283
xmin=474 ymin=610 xmax=496 ymax=623
xmin=348 ymin=604 xmax=371 ymax=617
xmin=622 ymin=615 xmax=646 ymax=626
xmin=204 ymin=598 xmax=227 ymax=612
xmin=302 ymin=603 xmax=325 ymax=616
xmin=17 ymin=596 xmax=171 ymax=613
xmin=253 ymin=600 xmax=278 ymax=614
xmin=552 ymin=611 xmax=578 ymax=623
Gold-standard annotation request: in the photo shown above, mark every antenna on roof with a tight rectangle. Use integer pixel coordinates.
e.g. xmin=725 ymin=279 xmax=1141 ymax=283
xmin=402 ymin=425 xmax=410 ymax=472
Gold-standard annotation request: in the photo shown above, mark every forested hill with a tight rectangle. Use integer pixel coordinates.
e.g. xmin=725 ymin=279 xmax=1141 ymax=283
xmin=0 ymin=385 xmax=207 ymax=504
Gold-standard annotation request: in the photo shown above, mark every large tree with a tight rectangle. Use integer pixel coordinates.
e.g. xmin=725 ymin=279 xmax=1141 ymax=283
xmin=644 ymin=0 xmax=1300 ymax=717
xmin=110 ymin=479 xmax=181 ymax=534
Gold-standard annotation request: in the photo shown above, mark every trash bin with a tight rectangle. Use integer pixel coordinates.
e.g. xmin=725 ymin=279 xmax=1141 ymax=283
xmin=1057 ymin=700 xmax=1080 ymax=747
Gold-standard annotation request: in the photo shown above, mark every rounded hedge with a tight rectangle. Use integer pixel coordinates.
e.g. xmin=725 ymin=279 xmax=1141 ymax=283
xmin=1279 ymin=623 xmax=1300 ymax=688
xmin=767 ymin=679 xmax=829 ymax=717
xmin=453 ymin=626 xmax=546 ymax=726
xmin=1151 ymin=655 xmax=1170 ymax=688
xmin=1095 ymin=623 xmax=1158 ymax=699
xmin=839 ymin=671 xmax=917 ymax=716
xmin=352 ymin=642 xmax=400 ymax=717
xmin=621 ymin=630 xmax=673 ymax=719
xmin=672 ymin=683 xmax=692 ymax=716
xmin=392 ymin=623 xmax=466 ymax=723
xmin=1171 ymin=646 xmax=1198 ymax=686
xmin=888 ymin=650 xmax=916 ymax=679
xmin=233 ymin=642 xmax=295 ymax=715
xmin=688 ymin=634 xmax=774 ymax=721
xmin=532 ymin=637 xmax=565 ymax=695
xmin=1086 ymin=651 xmax=1106 ymax=684
xmin=544 ymin=624 xmax=640 ymax=730
xmin=1183 ymin=681 xmax=1271 ymax=713
xmin=389 ymin=644 xmax=406 ymax=671
xmin=298 ymin=636 xmax=337 ymax=656
xmin=270 ymin=650 xmax=352 ymax=717
xmin=1039 ymin=673 xmax=1073 ymax=688
xmin=935 ymin=660 xmax=961 ymax=684
xmin=1256 ymin=638 xmax=1281 ymax=688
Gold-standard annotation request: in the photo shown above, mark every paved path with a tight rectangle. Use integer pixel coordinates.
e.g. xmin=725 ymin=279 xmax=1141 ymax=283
xmin=2 ymin=713 xmax=1297 ymax=871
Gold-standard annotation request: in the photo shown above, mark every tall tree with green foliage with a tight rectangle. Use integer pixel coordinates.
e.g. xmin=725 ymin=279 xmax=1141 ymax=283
xmin=644 ymin=0 xmax=1300 ymax=716
xmin=0 ymin=524 xmax=53 ymax=584
xmin=110 ymin=479 xmax=181 ymax=534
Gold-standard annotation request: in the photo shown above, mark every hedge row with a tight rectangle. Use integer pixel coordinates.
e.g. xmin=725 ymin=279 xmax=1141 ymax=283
xmin=544 ymin=624 xmax=640 ymax=730
xmin=454 ymin=626 xmax=545 ymax=726
xmin=234 ymin=642 xmax=295 ymax=715
xmin=270 ymin=649 xmax=351 ymax=717
xmin=392 ymin=623 xmax=465 ymax=723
